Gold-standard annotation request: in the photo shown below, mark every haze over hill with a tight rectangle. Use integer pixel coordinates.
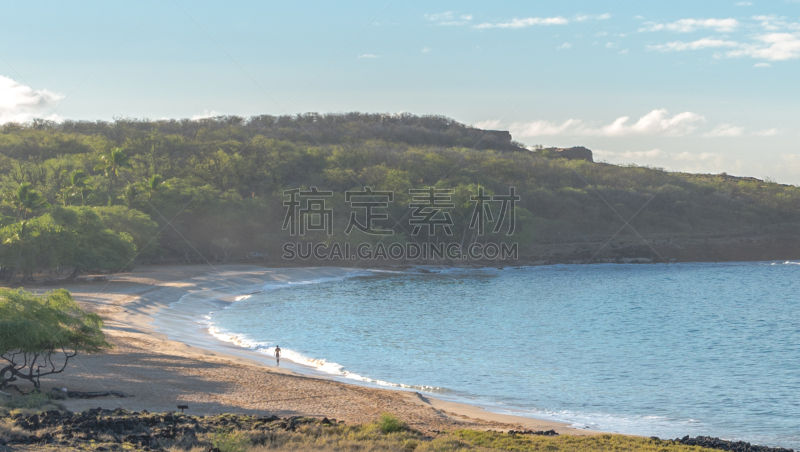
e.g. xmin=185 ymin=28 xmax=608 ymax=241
xmin=1 ymin=113 xmax=799 ymax=273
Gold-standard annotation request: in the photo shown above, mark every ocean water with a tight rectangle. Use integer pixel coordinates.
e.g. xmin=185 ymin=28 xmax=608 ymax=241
xmin=205 ymin=263 xmax=800 ymax=448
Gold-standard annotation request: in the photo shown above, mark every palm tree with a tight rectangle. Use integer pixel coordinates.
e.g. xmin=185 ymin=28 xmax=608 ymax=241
xmin=79 ymin=185 xmax=94 ymax=205
xmin=9 ymin=183 xmax=51 ymax=220
xmin=123 ymin=183 xmax=138 ymax=208
xmin=142 ymin=174 xmax=164 ymax=200
xmin=3 ymin=220 xmax=29 ymax=282
xmin=3 ymin=184 xmax=49 ymax=280
xmin=62 ymin=169 xmax=91 ymax=205
xmin=94 ymin=147 xmax=131 ymax=206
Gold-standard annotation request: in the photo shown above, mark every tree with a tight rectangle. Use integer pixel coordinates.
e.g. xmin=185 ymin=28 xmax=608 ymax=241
xmin=47 ymin=206 xmax=137 ymax=279
xmin=0 ymin=288 xmax=110 ymax=393
xmin=1 ymin=220 xmax=32 ymax=281
xmin=0 ymin=208 xmax=138 ymax=280
xmin=178 ymin=240 xmax=197 ymax=264
xmin=62 ymin=169 xmax=92 ymax=206
xmin=94 ymin=147 xmax=131 ymax=206
xmin=0 ymin=215 xmax=60 ymax=281
xmin=142 ymin=174 xmax=164 ymax=200
xmin=6 ymin=183 xmax=50 ymax=220
xmin=212 ymin=237 xmax=239 ymax=263
xmin=94 ymin=206 xmax=161 ymax=260
xmin=123 ymin=183 xmax=138 ymax=208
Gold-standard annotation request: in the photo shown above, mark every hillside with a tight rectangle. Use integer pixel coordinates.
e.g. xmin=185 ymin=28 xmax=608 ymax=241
xmin=1 ymin=113 xmax=799 ymax=275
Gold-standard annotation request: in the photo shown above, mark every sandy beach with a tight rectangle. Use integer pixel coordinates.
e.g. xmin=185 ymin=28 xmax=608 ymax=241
xmin=28 ymin=264 xmax=595 ymax=435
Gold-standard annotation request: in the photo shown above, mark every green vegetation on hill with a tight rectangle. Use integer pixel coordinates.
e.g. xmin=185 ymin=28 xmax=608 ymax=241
xmin=0 ymin=113 xmax=798 ymax=272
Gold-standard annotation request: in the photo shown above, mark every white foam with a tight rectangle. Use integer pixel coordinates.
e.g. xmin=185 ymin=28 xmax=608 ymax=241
xmin=195 ymin=268 xmax=445 ymax=393
xmin=490 ymin=406 xmax=708 ymax=437
xmin=205 ymin=324 xmax=444 ymax=392
xmin=259 ymin=270 xmax=375 ymax=291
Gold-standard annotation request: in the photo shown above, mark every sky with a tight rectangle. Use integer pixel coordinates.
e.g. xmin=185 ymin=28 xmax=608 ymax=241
xmin=1 ymin=0 xmax=799 ymax=183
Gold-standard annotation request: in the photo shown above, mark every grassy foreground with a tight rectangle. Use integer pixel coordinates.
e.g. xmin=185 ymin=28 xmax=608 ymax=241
xmin=0 ymin=395 xmax=724 ymax=452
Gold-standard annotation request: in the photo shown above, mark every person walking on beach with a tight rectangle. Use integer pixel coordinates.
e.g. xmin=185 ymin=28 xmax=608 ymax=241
xmin=274 ymin=345 xmax=281 ymax=366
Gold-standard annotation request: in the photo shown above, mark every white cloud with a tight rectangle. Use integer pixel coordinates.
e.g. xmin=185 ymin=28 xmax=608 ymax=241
xmin=424 ymin=12 xmax=608 ymax=30
xmin=643 ymin=16 xmax=800 ymax=61
xmin=753 ymin=128 xmax=780 ymax=136
xmin=648 ymin=32 xmax=800 ymax=61
xmin=424 ymin=11 xmax=473 ymax=26
xmin=726 ymin=33 xmax=800 ymax=61
xmin=752 ymin=15 xmax=800 ymax=32
xmin=358 ymin=54 xmax=379 ymax=58
xmin=594 ymin=148 xmax=663 ymax=159
xmin=599 ymin=109 xmax=704 ymax=137
xmin=754 ymin=15 xmax=782 ymax=31
xmin=191 ymin=110 xmax=221 ymax=120
xmin=575 ymin=13 xmax=611 ymax=22
xmin=474 ymin=119 xmax=503 ymax=130
xmin=511 ymin=118 xmax=583 ymax=136
xmin=640 ymin=18 xmax=740 ymax=33
xmin=0 ymin=75 xmax=63 ymax=124
xmin=421 ymin=47 xmax=432 ymax=53
xmin=648 ymin=37 xmax=739 ymax=51
xmin=557 ymin=42 xmax=572 ymax=50
xmin=687 ymin=124 xmax=781 ymax=138
xmin=702 ymin=123 xmax=745 ymax=137
xmin=505 ymin=109 xmax=705 ymax=138
xmin=424 ymin=12 xmax=451 ymax=21
xmin=595 ymin=148 xmax=723 ymax=167
xmin=671 ymin=152 xmax=723 ymax=163
xmin=735 ymin=1 xmax=752 ymax=5
xmin=475 ymin=16 xmax=569 ymax=29
xmin=754 ymin=62 xmax=771 ymax=67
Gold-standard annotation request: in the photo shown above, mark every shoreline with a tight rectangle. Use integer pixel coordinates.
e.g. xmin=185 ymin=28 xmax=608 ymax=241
xmin=40 ymin=264 xmax=596 ymax=436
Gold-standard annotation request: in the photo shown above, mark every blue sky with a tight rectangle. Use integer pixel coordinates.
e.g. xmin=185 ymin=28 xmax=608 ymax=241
xmin=1 ymin=0 xmax=799 ymax=183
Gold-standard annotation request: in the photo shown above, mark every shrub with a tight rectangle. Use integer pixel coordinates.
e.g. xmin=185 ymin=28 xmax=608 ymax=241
xmin=377 ymin=413 xmax=405 ymax=434
xmin=0 ymin=288 xmax=110 ymax=393
xmin=210 ymin=428 xmax=251 ymax=452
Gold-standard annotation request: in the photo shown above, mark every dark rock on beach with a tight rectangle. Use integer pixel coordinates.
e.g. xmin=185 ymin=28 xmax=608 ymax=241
xmin=667 ymin=435 xmax=795 ymax=452
xmin=507 ymin=429 xmax=559 ymax=436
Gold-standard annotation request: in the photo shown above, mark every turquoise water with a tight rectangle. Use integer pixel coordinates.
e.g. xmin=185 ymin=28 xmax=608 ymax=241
xmin=208 ymin=263 xmax=800 ymax=448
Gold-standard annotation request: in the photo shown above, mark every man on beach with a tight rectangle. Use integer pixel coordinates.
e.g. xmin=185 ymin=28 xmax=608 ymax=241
xmin=274 ymin=345 xmax=281 ymax=366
